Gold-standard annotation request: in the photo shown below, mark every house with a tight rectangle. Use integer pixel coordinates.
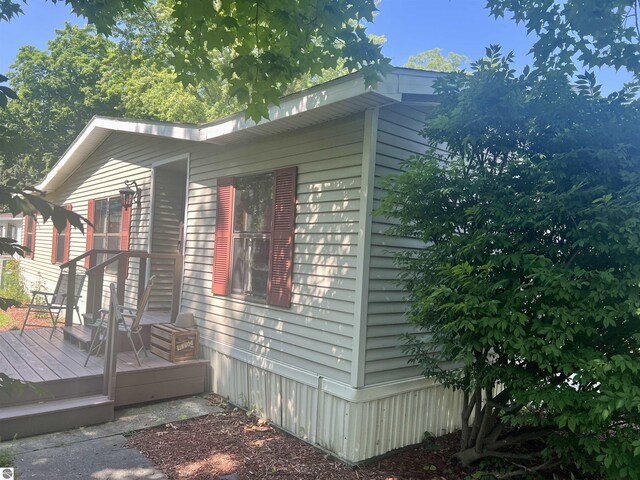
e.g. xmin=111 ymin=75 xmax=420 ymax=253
xmin=0 ymin=212 xmax=23 ymax=285
xmin=20 ymin=68 xmax=463 ymax=463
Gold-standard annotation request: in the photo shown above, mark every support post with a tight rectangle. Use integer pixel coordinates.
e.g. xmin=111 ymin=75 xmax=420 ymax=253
xmin=65 ymin=262 xmax=76 ymax=327
xmin=137 ymin=257 xmax=148 ymax=308
xmin=171 ymin=255 xmax=183 ymax=322
xmin=91 ymin=270 xmax=104 ymax=323
xmin=103 ymin=286 xmax=119 ymax=401
xmin=117 ymin=254 xmax=127 ymax=306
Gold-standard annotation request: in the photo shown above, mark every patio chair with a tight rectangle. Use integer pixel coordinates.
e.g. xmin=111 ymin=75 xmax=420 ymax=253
xmin=84 ymin=276 xmax=156 ymax=367
xmin=20 ymin=269 xmax=86 ymax=339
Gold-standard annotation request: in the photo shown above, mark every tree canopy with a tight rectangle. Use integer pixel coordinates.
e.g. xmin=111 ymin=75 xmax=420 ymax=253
xmin=487 ymin=0 xmax=640 ymax=79
xmin=3 ymin=0 xmax=390 ymax=121
xmin=405 ymin=48 xmax=469 ymax=72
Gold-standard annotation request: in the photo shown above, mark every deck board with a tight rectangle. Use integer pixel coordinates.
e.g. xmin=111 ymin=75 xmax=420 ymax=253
xmin=0 ymin=349 xmax=21 ymax=380
xmin=8 ymin=331 xmax=79 ymax=379
xmin=1 ymin=333 xmax=60 ymax=381
xmin=33 ymin=329 xmax=103 ymax=375
xmin=0 ymin=328 xmax=207 ymax=404
xmin=0 ymin=335 xmax=42 ymax=382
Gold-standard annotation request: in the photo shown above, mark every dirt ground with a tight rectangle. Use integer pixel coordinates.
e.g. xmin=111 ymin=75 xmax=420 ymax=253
xmin=0 ymin=306 xmax=52 ymax=331
xmin=125 ymin=396 xmax=471 ymax=480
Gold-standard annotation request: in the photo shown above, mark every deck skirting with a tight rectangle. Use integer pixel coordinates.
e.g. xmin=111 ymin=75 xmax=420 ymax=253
xmin=200 ymin=342 xmax=464 ymax=463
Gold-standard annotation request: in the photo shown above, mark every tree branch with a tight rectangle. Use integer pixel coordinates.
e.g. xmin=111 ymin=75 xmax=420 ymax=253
xmin=495 ymin=460 xmax=561 ymax=479
xmin=489 ymin=426 xmax=555 ymax=450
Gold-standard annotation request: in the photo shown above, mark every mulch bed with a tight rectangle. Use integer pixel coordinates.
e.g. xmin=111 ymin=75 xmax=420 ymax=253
xmin=125 ymin=395 xmax=471 ymax=480
xmin=0 ymin=306 xmax=52 ymax=332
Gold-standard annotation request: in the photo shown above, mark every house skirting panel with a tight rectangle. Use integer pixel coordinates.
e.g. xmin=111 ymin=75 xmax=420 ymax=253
xmin=200 ymin=339 xmax=464 ymax=463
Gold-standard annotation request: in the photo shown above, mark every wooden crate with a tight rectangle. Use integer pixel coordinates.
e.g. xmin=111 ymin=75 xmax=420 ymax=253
xmin=150 ymin=324 xmax=199 ymax=362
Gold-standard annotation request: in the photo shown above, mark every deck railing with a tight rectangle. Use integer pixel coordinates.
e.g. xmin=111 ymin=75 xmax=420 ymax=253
xmin=60 ymin=250 xmax=184 ymax=326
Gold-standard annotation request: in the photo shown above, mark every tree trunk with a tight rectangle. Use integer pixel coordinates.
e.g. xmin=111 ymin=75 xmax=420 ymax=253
xmin=456 ymin=446 xmax=486 ymax=466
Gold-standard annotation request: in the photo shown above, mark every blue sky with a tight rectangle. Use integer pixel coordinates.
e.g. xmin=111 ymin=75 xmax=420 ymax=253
xmin=0 ymin=0 xmax=631 ymax=91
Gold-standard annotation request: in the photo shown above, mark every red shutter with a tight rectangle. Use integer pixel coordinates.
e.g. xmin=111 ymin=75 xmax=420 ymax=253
xmin=267 ymin=167 xmax=297 ymax=308
xmin=120 ymin=205 xmax=132 ymax=251
xmin=51 ymin=218 xmax=59 ymax=264
xmin=63 ymin=204 xmax=72 ymax=263
xmin=85 ymin=199 xmax=95 ymax=268
xmin=212 ymin=177 xmax=234 ymax=295
xmin=31 ymin=217 xmax=36 ymax=259
xmin=22 ymin=216 xmax=28 ymax=254
xmin=23 ymin=216 xmax=36 ymax=259
xmin=120 ymin=204 xmax=132 ymax=276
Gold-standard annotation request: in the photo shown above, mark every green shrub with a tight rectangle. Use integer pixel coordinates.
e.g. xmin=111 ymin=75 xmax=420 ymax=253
xmin=381 ymin=47 xmax=640 ymax=478
xmin=0 ymin=258 xmax=28 ymax=305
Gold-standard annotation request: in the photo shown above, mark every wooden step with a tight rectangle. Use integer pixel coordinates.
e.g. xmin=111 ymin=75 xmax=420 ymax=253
xmin=0 ymin=375 xmax=102 ymax=408
xmin=0 ymin=394 xmax=114 ymax=440
xmin=62 ymin=325 xmax=94 ymax=350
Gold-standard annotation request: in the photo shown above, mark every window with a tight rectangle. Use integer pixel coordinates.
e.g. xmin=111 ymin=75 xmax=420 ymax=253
xmin=212 ymin=167 xmax=296 ymax=308
xmin=231 ymin=173 xmax=273 ymax=299
xmin=52 ymin=204 xmax=72 ymax=264
xmin=91 ymin=197 xmax=124 ymax=274
xmin=23 ymin=215 xmax=36 ymax=259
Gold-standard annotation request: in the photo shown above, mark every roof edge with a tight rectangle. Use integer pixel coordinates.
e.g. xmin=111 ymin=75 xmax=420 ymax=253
xmin=38 ymin=68 xmax=441 ymax=192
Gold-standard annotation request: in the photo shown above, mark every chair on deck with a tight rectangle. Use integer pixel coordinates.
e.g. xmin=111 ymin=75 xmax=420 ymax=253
xmin=20 ymin=270 xmax=86 ymax=339
xmin=84 ymin=275 xmax=156 ymax=367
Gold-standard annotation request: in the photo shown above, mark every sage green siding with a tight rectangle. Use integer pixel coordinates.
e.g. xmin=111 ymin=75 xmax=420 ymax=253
xmin=183 ymin=113 xmax=365 ymax=383
xmin=21 ymin=133 xmax=192 ymax=312
xmin=364 ymin=104 xmax=431 ymax=385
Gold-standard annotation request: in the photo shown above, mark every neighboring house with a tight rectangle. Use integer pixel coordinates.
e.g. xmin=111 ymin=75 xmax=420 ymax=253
xmin=21 ymin=68 xmax=463 ymax=463
xmin=0 ymin=212 xmax=23 ymax=286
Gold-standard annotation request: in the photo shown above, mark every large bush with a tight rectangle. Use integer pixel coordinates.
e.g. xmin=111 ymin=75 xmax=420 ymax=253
xmin=381 ymin=48 xmax=640 ymax=477
xmin=0 ymin=258 xmax=28 ymax=304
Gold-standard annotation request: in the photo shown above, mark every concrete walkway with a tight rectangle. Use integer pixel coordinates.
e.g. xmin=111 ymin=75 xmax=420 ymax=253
xmin=5 ymin=395 xmax=222 ymax=479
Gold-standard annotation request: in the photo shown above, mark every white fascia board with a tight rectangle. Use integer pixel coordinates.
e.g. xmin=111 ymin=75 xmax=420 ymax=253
xmin=198 ymin=69 xmax=440 ymax=142
xmin=197 ymin=72 xmax=421 ymax=142
xmin=37 ymin=117 xmax=199 ymax=191
xmin=37 ymin=69 xmax=439 ymax=192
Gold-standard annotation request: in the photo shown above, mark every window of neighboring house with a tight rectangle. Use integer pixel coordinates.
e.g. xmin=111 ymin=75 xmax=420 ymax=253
xmin=0 ymin=225 xmax=4 ymax=237
xmin=52 ymin=205 xmax=72 ymax=264
xmin=24 ymin=215 xmax=36 ymax=259
xmin=93 ymin=197 xmax=123 ymax=274
xmin=7 ymin=224 xmax=14 ymax=240
xmin=212 ymin=167 xmax=296 ymax=308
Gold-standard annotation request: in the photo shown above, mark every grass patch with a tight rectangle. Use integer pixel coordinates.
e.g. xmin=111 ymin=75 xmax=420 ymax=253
xmin=0 ymin=311 xmax=11 ymax=329
xmin=0 ymin=447 xmax=14 ymax=467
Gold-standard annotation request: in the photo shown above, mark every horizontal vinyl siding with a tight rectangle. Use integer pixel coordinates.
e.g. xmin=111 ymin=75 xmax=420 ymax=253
xmin=183 ymin=114 xmax=365 ymax=384
xmin=365 ymin=104 xmax=432 ymax=385
xmin=20 ymin=133 xmax=193 ymax=313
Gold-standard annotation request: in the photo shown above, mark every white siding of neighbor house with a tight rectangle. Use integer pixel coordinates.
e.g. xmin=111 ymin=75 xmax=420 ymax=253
xmin=183 ymin=113 xmax=366 ymax=385
xmin=20 ymin=132 xmax=192 ymax=313
xmin=364 ymin=104 xmax=432 ymax=386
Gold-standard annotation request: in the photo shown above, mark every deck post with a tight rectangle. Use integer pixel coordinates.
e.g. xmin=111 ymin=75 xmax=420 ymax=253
xmin=103 ymin=291 xmax=119 ymax=401
xmin=88 ymin=270 xmax=104 ymax=323
xmin=117 ymin=254 xmax=127 ymax=305
xmin=171 ymin=255 xmax=183 ymax=322
xmin=65 ymin=262 xmax=76 ymax=327
xmin=137 ymin=257 xmax=148 ymax=309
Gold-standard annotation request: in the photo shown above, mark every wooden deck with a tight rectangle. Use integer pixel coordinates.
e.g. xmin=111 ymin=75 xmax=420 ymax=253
xmin=0 ymin=325 xmax=208 ymax=439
